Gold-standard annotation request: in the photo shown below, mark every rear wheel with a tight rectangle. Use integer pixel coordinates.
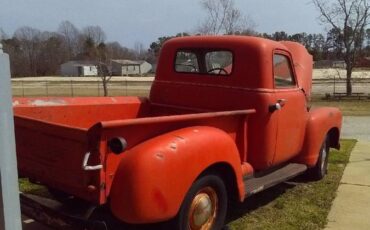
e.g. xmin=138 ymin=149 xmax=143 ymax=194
xmin=309 ymin=135 xmax=330 ymax=180
xmin=174 ymin=174 xmax=227 ymax=230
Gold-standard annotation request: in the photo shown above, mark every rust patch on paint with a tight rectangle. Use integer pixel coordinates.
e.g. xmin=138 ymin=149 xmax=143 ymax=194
xmin=174 ymin=135 xmax=186 ymax=143
xmin=155 ymin=152 xmax=165 ymax=160
xmin=30 ymin=99 xmax=66 ymax=106
xmin=169 ymin=142 xmax=177 ymax=150
xmin=12 ymin=100 xmax=20 ymax=106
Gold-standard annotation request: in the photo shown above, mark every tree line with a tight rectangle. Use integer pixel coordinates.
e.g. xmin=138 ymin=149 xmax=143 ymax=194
xmin=2 ymin=22 xmax=369 ymax=78
xmin=149 ymin=29 xmax=370 ymax=62
xmin=0 ymin=21 xmax=153 ymax=77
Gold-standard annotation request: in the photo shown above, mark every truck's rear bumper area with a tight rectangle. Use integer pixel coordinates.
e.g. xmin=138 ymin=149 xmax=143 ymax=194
xmin=20 ymin=193 xmax=107 ymax=230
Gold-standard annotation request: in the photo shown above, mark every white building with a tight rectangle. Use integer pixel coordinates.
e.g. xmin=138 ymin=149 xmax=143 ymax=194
xmin=111 ymin=60 xmax=152 ymax=76
xmin=60 ymin=61 xmax=99 ymax=77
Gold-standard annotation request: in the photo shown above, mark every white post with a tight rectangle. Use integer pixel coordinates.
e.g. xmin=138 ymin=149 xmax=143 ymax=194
xmin=0 ymin=43 xmax=22 ymax=229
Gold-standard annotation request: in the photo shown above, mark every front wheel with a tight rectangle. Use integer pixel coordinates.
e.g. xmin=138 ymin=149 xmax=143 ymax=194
xmin=309 ymin=135 xmax=330 ymax=180
xmin=174 ymin=174 xmax=227 ymax=230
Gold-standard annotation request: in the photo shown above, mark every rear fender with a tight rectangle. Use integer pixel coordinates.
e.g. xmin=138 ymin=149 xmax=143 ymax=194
xmin=295 ymin=107 xmax=342 ymax=167
xmin=109 ymin=126 xmax=244 ymax=224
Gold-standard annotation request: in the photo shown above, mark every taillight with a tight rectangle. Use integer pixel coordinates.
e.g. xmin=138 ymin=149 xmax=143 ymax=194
xmin=108 ymin=137 xmax=127 ymax=154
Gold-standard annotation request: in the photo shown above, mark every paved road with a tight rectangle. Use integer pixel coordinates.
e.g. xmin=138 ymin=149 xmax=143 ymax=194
xmin=325 ymin=141 xmax=370 ymax=229
xmin=341 ymin=116 xmax=370 ymax=141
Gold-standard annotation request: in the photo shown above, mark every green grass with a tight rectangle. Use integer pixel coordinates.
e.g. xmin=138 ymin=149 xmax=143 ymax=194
xmin=311 ymin=98 xmax=370 ymax=116
xmin=227 ymin=139 xmax=357 ymax=230
xmin=19 ymin=178 xmax=49 ymax=196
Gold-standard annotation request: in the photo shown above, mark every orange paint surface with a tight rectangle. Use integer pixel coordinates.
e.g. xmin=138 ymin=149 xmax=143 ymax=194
xmin=13 ymin=36 xmax=342 ymax=224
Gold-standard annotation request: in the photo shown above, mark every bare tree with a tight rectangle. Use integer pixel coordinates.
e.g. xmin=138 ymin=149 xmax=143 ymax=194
xmin=105 ymin=41 xmax=136 ymax=60
xmin=134 ymin=41 xmax=145 ymax=60
xmin=198 ymin=0 xmax=255 ymax=35
xmin=58 ymin=21 xmax=80 ymax=59
xmin=97 ymin=62 xmax=113 ymax=97
xmin=38 ymin=32 xmax=65 ymax=75
xmin=313 ymin=0 xmax=370 ymax=95
xmin=96 ymin=43 xmax=112 ymax=96
xmin=14 ymin=26 xmax=42 ymax=76
xmin=82 ymin=26 xmax=106 ymax=45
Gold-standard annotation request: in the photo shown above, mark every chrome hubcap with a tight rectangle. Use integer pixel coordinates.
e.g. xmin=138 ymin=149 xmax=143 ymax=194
xmin=192 ymin=194 xmax=212 ymax=226
xmin=189 ymin=187 xmax=218 ymax=230
xmin=321 ymin=146 xmax=327 ymax=172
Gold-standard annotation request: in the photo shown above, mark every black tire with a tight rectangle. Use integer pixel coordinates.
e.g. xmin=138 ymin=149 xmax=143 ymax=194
xmin=85 ymin=206 xmax=122 ymax=230
xmin=174 ymin=174 xmax=228 ymax=230
xmin=309 ymin=135 xmax=330 ymax=180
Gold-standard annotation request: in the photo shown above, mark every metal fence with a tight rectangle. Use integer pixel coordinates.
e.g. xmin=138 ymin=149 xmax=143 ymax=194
xmin=312 ymin=78 xmax=370 ymax=95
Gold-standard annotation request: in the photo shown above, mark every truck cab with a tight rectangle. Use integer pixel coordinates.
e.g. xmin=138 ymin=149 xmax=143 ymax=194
xmin=151 ymin=36 xmax=322 ymax=170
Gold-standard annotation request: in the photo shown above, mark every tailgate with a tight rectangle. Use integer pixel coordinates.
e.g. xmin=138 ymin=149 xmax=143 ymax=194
xmin=15 ymin=116 xmax=105 ymax=204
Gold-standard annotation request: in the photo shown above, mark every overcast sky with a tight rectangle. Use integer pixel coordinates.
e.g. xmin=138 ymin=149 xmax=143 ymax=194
xmin=0 ymin=0 xmax=323 ymax=48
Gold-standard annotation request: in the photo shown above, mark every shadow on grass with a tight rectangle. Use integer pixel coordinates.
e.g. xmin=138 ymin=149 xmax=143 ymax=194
xmin=93 ymin=180 xmax=302 ymax=230
xmin=225 ymin=180 xmax=299 ymax=225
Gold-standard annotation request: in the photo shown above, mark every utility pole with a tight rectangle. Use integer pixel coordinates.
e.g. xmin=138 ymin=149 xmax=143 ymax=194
xmin=0 ymin=43 xmax=22 ymax=230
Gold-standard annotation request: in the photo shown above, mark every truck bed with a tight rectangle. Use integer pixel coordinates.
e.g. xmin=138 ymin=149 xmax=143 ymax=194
xmin=14 ymin=97 xmax=150 ymax=204
xmin=13 ymin=97 xmax=255 ymax=205
xmin=13 ymin=97 xmax=150 ymax=129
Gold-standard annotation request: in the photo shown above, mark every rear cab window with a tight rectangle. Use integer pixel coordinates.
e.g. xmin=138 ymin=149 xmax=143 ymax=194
xmin=175 ymin=50 xmax=233 ymax=76
xmin=175 ymin=51 xmax=200 ymax=73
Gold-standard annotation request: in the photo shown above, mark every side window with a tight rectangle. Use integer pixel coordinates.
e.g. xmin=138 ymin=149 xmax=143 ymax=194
xmin=205 ymin=51 xmax=233 ymax=75
xmin=273 ymin=54 xmax=295 ymax=88
xmin=175 ymin=51 xmax=199 ymax=73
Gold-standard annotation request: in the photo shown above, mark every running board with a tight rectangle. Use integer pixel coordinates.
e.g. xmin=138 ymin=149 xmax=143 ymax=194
xmin=20 ymin=193 xmax=107 ymax=230
xmin=244 ymin=163 xmax=307 ymax=196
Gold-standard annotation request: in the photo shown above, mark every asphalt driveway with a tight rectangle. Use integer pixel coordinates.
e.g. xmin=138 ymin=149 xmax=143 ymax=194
xmin=341 ymin=116 xmax=370 ymax=141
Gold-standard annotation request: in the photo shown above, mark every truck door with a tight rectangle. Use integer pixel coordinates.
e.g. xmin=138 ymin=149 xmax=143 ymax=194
xmin=272 ymin=52 xmax=308 ymax=165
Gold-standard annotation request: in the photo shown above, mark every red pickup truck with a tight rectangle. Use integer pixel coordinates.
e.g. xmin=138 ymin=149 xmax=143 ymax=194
xmin=14 ymin=36 xmax=342 ymax=230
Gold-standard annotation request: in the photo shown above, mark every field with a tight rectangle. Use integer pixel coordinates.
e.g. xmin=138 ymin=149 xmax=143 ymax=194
xmin=11 ymin=76 xmax=154 ymax=97
xmin=311 ymin=98 xmax=370 ymax=116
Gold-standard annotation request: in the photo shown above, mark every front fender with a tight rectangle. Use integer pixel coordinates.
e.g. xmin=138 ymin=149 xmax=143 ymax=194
xmin=109 ymin=126 xmax=243 ymax=224
xmin=295 ymin=107 xmax=342 ymax=167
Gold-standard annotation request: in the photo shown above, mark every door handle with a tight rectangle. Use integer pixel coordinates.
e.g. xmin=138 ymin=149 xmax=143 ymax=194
xmin=277 ymin=99 xmax=286 ymax=107
xmin=269 ymin=99 xmax=287 ymax=112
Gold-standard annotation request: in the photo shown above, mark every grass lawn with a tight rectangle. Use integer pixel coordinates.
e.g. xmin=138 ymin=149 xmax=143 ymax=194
xmin=227 ymin=139 xmax=357 ymax=230
xmin=310 ymin=97 xmax=370 ymax=116
xmin=19 ymin=178 xmax=49 ymax=196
